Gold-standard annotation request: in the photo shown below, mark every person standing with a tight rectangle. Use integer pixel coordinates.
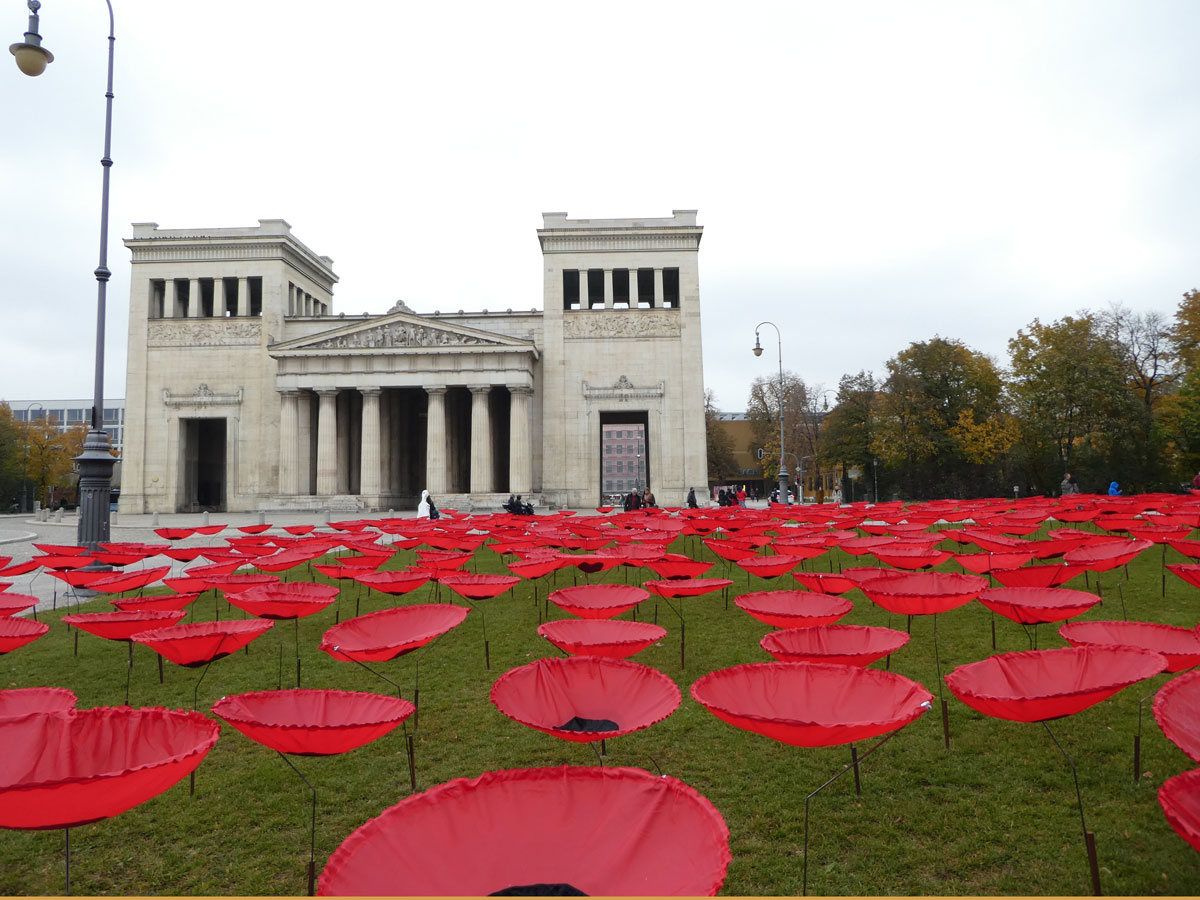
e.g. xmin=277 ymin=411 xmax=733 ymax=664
xmin=686 ymin=487 xmax=698 ymax=509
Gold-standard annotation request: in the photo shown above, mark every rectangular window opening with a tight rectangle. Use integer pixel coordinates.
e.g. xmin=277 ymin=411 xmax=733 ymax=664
xmin=587 ymin=269 xmax=605 ymax=309
xmin=562 ymin=269 xmax=580 ymax=310
xmin=663 ymin=268 xmax=680 ymax=308
xmin=612 ymin=269 xmax=630 ymax=309
xmin=636 ymin=269 xmax=653 ymax=308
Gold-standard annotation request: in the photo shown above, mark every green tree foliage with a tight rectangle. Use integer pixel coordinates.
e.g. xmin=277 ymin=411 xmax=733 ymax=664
xmin=0 ymin=405 xmax=24 ymax=509
xmin=703 ymin=390 xmax=738 ymax=485
xmin=871 ymin=337 xmax=1011 ymax=499
xmin=818 ymin=371 xmax=878 ymax=497
xmin=1007 ymin=314 xmax=1141 ymax=494
xmin=746 ymin=370 xmax=819 ymax=485
xmin=23 ymin=416 xmax=87 ymax=507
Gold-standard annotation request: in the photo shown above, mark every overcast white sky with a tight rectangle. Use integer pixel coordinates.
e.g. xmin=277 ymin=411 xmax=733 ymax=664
xmin=3 ymin=0 xmax=1197 ymax=413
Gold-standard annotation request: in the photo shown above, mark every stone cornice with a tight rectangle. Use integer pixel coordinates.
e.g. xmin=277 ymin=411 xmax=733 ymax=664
xmin=538 ymin=228 xmax=702 ymax=254
xmin=125 ymin=234 xmax=337 ymax=291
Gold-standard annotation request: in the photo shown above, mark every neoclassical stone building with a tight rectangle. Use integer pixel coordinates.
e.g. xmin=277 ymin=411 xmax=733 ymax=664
xmin=119 ymin=211 xmax=708 ymax=513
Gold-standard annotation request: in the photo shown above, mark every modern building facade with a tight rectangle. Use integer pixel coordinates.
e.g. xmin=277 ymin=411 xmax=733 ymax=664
xmin=119 ymin=212 xmax=708 ymax=513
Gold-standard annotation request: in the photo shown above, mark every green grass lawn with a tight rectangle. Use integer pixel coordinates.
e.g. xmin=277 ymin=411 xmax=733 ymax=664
xmin=1 ymin=528 xmax=1198 ymax=896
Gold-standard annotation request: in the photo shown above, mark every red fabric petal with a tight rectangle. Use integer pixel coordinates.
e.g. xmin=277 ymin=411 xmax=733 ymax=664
xmin=318 ymin=766 xmax=730 ymax=896
xmin=536 ymin=619 xmax=666 ymax=659
xmin=1154 ymin=669 xmax=1200 ymax=763
xmin=212 ymin=689 xmax=413 ymax=755
xmin=760 ymin=625 xmax=909 ymax=666
xmin=320 ymin=605 xmax=469 ymax=662
xmin=490 ymin=656 xmax=680 ymax=742
xmin=0 ymin=707 xmax=219 ymax=829
xmin=945 ymin=646 xmax=1166 ymax=722
xmin=690 ymin=661 xmax=933 ymax=747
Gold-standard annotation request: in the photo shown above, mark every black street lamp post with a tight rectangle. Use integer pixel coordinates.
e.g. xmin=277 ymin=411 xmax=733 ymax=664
xmin=11 ymin=0 xmax=117 ymax=550
xmin=753 ymin=321 xmax=789 ymax=504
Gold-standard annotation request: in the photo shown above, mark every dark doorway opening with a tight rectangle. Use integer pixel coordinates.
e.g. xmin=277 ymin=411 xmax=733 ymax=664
xmin=182 ymin=418 xmax=226 ymax=512
xmin=598 ymin=410 xmax=649 ymax=506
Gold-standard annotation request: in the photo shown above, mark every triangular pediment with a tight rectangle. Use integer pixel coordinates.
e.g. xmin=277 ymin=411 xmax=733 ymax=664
xmin=270 ymin=311 xmax=536 ymax=356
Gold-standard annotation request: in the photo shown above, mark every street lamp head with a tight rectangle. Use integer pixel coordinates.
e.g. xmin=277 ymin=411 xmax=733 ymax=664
xmin=10 ymin=0 xmax=52 ymax=76
xmin=752 ymin=333 xmax=763 ymax=357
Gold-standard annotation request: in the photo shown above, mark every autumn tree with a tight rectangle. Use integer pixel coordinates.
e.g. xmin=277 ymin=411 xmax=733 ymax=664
xmin=871 ymin=337 xmax=1011 ymax=499
xmin=818 ymin=372 xmax=879 ymax=499
xmin=0 ymin=405 xmax=23 ymax=509
xmin=704 ymin=390 xmax=738 ymax=485
xmin=746 ymin=370 xmax=813 ymax=487
xmin=23 ymin=416 xmax=88 ymax=508
xmin=1008 ymin=314 xmax=1141 ymax=493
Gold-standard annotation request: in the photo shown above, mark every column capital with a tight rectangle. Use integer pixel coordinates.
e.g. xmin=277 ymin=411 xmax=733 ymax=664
xmin=315 ymin=388 xmax=339 ymax=398
xmin=506 ymin=384 xmax=534 ymax=395
xmin=469 ymin=384 xmax=493 ymax=396
xmin=278 ymin=389 xmax=302 ymax=399
xmin=424 ymin=385 xmax=448 ymax=397
xmin=359 ymin=387 xmax=383 ymax=397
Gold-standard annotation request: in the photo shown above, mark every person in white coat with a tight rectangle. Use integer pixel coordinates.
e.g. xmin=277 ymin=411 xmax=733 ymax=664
xmin=417 ymin=489 xmax=431 ymax=518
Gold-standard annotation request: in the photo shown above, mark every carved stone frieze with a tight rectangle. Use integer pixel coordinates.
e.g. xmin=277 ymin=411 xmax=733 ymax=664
xmin=149 ymin=319 xmax=262 ymax=347
xmin=163 ymin=384 xmax=244 ymax=407
xmin=306 ymin=321 xmax=502 ymax=350
xmin=582 ymin=375 xmax=665 ymax=401
xmin=564 ymin=310 xmax=681 ymax=339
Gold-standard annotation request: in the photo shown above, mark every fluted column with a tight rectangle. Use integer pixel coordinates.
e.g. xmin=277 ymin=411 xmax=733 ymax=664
xmin=214 ymin=278 xmax=227 ymax=317
xmin=425 ymin=386 xmax=448 ymax=495
xmin=315 ymin=389 xmax=339 ymax=496
xmin=579 ymin=269 xmax=589 ymax=308
xmin=278 ymin=391 xmax=300 ymax=495
xmin=359 ymin=388 xmax=382 ymax=500
xmin=188 ymin=279 xmax=203 ymax=317
xmin=470 ymin=386 xmax=493 ymax=494
xmin=653 ymin=268 xmax=664 ymax=308
xmin=628 ymin=268 xmax=639 ymax=307
xmin=163 ymin=279 xmax=178 ymax=317
xmin=603 ymin=269 xmax=614 ymax=309
xmin=508 ymin=385 xmax=533 ymax=494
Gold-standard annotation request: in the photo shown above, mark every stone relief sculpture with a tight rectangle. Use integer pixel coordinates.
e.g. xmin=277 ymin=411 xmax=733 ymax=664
xmin=309 ymin=321 xmax=501 ymax=350
xmin=162 ymin=384 xmax=244 ymax=407
xmin=581 ymin=375 xmax=666 ymax=401
xmin=149 ymin=320 xmax=261 ymax=347
xmin=563 ymin=310 xmax=681 ymax=339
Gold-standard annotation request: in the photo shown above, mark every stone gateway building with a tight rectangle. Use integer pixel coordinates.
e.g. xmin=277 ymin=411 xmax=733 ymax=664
xmin=119 ymin=212 xmax=709 ymax=514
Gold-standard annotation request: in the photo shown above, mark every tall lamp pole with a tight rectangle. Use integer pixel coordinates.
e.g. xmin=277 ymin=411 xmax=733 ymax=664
xmin=11 ymin=0 xmax=117 ymax=550
xmin=753 ymin=322 xmax=789 ymax=504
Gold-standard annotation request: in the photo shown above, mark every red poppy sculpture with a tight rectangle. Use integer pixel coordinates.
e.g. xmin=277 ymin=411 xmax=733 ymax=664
xmin=1059 ymin=620 xmax=1200 ymax=673
xmin=1159 ymin=768 xmax=1200 ymax=853
xmin=0 ymin=706 xmax=219 ymax=890
xmin=548 ymin=584 xmax=651 ymax=619
xmin=760 ymin=624 xmax=910 ymax=667
xmin=1154 ymin=669 xmax=1200 ymax=763
xmin=0 ymin=616 xmax=49 ymax=654
xmin=318 ymin=765 xmax=731 ymax=896
xmin=213 ymin=688 xmax=417 ymax=893
xmin=537 ymin=619 xmax=667 ymax=659
xmin=491 ymin=656 xmax=680 ymax=747
xmin=735 ymin=590 xmax=853 ymax=629
xmin=691 ymin=661 xmax=932 ymax=893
